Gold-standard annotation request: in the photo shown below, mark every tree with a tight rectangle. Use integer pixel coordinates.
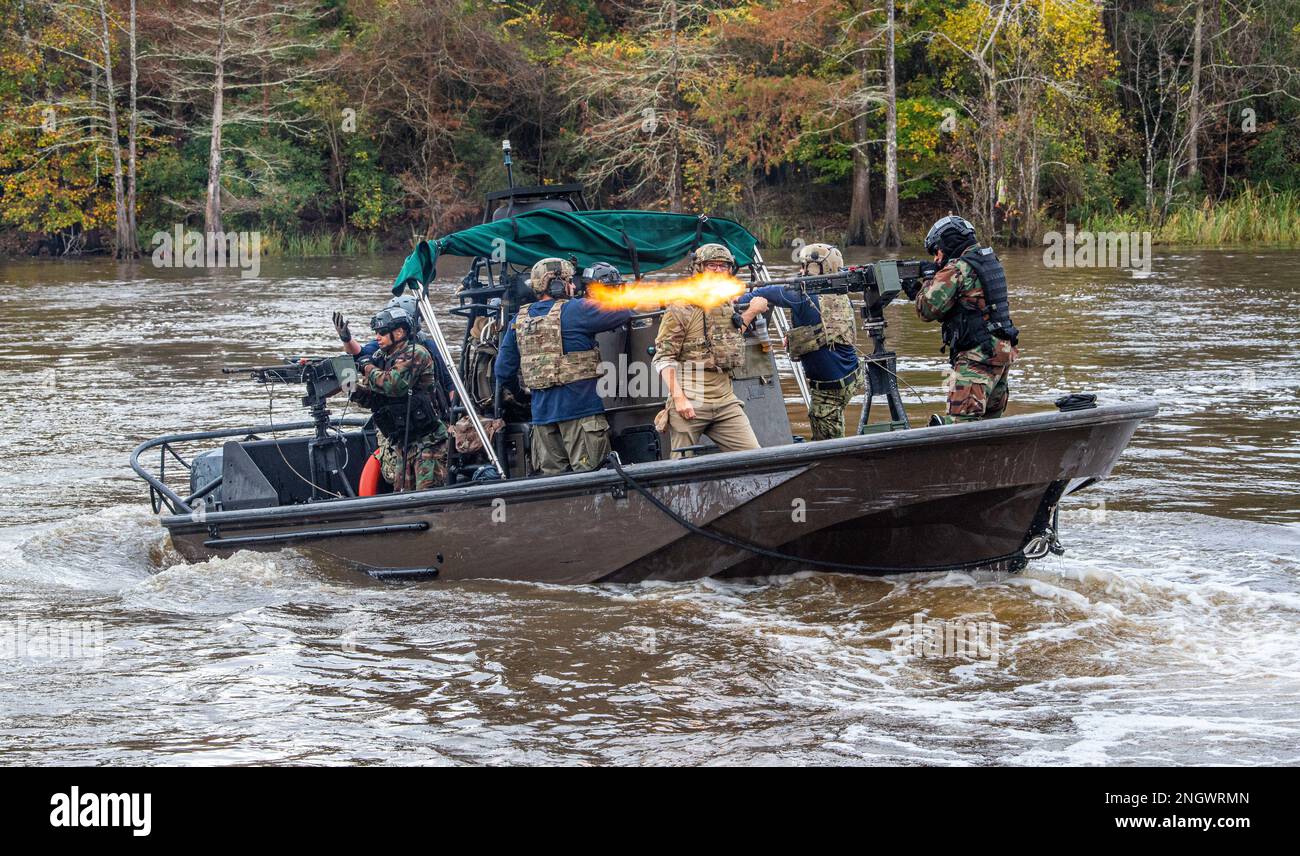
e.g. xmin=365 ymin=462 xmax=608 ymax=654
xmin=142 ymin=0 xmax=332 ymax=234
xmin=1186 ymin=0 xmax=1204 ymax=178
xmin=878 ymin=0 xmax=900 ymax=247
xmin=931 ymin=0 xmax=1119 ymax=240
xmin=562 ymin=1 xmax=728 ymax=211
xmin=93 ymin=0 xmax=129 ymax=254
xmin=348 ymin=0 xmax=542 ymax=232
xmin=1 ymin=0 xmax=141 ymax=256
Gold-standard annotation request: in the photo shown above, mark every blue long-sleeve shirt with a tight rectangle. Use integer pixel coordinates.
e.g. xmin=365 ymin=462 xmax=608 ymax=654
xmin=740 ymin=286 xmax=860 ymax=383
xmin=495 ymin=299 xmax=632 ymax=425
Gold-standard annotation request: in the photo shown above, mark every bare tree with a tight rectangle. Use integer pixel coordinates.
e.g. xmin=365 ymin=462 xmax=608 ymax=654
xmin=142 ymin=0 xmax=332 ymax=233
xmin=878 ymin=0 xmax=900 ymax=247
xmin=1186 ymin=0 xmax=1204 ymax=179
xmin=127 ymin=0 xmax=138 ymax=253
xmin=929 ymin=0 xmax=1019 ymax=235
xmin=349 ymin=0 xmax=545 ymax=230
xmin=1117 ymin=9 xmax=1193 ymax=218
xmin=1112 ymin=0 xmax=1296 ymax=216
xmin=561 ymin=0 xmax=727 ymax=211
xmin=24 ymin=0 xmax=141 ymax=256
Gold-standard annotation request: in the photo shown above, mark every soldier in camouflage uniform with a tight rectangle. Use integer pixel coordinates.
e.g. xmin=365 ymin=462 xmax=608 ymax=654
xmin=653 ymin=243 xmax=769 ymax=456
xmin=740 ymin=242 xmax=863 ymax=440
xmin=908 ymin=216 xmax=1020 ymax=423
xmin=352 ymin=306 xmax=448 ymax=490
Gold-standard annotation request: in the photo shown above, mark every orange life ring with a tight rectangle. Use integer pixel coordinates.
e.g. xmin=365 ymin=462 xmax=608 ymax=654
xmin=359 ymin=449 xmax=382 ymax=497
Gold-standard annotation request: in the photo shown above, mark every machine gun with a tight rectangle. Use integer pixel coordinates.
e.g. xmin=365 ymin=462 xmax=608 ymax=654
xmin=224 ymin=355 xmax=361 ymax=499
xmin=757 ymin=259 xmax=936 ymax=300
xmin=753 ymin=259 xmax=937 ymax=433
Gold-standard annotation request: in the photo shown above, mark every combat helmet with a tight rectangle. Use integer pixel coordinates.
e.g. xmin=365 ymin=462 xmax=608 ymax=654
xmin=583 ymin=262 xmax=624 ymax=286
xmin=530 ymin=257 xmax=576 ymax=297
xmin=692 ymin=243 xmax=736 ymax=274
xmin=386 ymin=294 xmax=422 ymax=333
xmin=798 ymin=242 xmax=844 ymax=276
xmin=924 ymin=215 xmax=978 ymax=257
xmin=370 ymin=306 xmax=414 ymax=335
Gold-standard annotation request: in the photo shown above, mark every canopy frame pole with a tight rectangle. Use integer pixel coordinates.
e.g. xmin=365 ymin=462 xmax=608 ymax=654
xmin=751 ymin=248 xmax=813 ymax=410
xmin=412 ymin=286 xmax=505 ymax=476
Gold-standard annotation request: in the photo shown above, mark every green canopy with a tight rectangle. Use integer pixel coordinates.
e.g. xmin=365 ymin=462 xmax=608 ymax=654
xmin=392 ymin=209 xmax=760 ymax=294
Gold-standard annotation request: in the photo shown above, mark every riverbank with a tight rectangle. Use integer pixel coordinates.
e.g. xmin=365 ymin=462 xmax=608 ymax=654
xmin=1081 ymin=186 xmax=1300 ymax=245
xmin=4 ymin=186 xmax=1297 ymax=260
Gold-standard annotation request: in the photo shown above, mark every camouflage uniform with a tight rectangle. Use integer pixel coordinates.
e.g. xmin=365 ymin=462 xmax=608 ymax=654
xmin=808 ymin=365 xmax=865 ymax=440
xmin=652 ymin=301 xmax=761 ymax=456
xmin=651 ymin=243 xmax=762 ymax=456
xmin=915 ymin=260 xmax=1018 ymax=422
xmin=356 ymin=341 xmax=448 ymax=490
xmin=788 ymin=242 xmax=861 ymax=441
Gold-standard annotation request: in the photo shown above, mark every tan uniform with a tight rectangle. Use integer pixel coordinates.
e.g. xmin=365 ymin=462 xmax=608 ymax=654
xmin=653 ymin=302 xmax=760 ymax=457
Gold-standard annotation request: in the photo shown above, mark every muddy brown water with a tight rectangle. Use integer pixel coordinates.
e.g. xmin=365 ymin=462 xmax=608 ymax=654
xmin=0 ymin=248 xmax=1297 ymax=765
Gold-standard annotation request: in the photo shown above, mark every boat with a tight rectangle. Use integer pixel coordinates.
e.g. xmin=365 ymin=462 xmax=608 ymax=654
xmin=130 ymin=180 xmax=1157 ymax=583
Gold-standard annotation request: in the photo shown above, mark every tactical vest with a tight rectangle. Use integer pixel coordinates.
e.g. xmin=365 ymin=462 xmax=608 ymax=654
xmin=667 ymin=302 xmax=746 ymax=372
xmin=786 ymin=292 xmax=856 ymax=360
xmin=366 ymin=343 xmax=443 ymax=445
xmin=940 ymin=246 xmax=1019 ymax=360
xmin=515 ymin=299 xmax=601 ymax=389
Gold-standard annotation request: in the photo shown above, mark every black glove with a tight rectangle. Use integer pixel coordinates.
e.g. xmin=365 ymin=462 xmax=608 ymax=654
xmin=332 ymin=311 xmax=352 ymax=343
xmin=901 ymin=279 xmax=922 ymax=301
xmin=349 ymin=386 xmax=377 ymax=409
xmin=354 ymin=350 xmax=376 ymax=370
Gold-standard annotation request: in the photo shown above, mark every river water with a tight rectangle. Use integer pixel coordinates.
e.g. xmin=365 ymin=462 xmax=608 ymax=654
xmin=1 ymin=248 xmax=1297 ymax=765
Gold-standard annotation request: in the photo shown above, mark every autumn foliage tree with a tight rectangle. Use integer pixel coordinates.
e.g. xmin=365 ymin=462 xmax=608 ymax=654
xmin=1 ymin=0 xmax=1296 ymax=254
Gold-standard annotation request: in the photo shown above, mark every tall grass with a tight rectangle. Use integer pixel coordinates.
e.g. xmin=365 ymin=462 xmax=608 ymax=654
xmin=754 ymin=219 xmax=791 ymax=250
xmin=259 ymin=230 xmax=384 ymax=257
xmin=1159 ymin=186 xmax=1300 ymax=244
xmin=1080 ymin=185 xmax=1300 ymax=245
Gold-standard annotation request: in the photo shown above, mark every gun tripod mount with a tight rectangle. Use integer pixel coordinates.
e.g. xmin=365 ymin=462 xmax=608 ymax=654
xmin=248 ymin=356 xmax=361 ymax=501
xmin=857 ymin=261 xmax=911 ymax=434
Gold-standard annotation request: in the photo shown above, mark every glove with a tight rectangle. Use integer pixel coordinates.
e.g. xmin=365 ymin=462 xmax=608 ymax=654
xmin=901 ymin=279 xmax=922 ymax=301
xmin=349 ymin=386 xmax=377 ymax=409
xmin=332 ymin=311 xmax=352 ymax=343
xmin=354 ymin=350 xmax=377 ymax=370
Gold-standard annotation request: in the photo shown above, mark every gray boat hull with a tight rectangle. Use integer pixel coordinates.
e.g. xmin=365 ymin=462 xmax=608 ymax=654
xmin=159 ymin=402 xmax=1155 ymax=583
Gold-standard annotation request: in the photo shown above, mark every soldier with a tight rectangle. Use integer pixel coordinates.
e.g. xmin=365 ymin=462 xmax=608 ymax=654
xmin=653 ymin=243 xmax=769 ymax=457
xmin=740 ymin=242 xmax=862 ymax=440
xmin=332 ymin=294 xmax=453 ymax=403
xmin=350 ymin=306 xmax=448 ymax=491
xmin=906 ymin=215 xmax=1020 ymax=423
xmin=494 ymin=257 xmax=632 ymax=475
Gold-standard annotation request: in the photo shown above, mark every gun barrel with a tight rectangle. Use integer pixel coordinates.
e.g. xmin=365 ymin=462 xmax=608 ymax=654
xmin=753 ymin=267 xmax=874 ymax=293
xmin=222 ymin=365 xmax=296 ymax=374
xmin=754 ymin=259 xmax=936 ymax=294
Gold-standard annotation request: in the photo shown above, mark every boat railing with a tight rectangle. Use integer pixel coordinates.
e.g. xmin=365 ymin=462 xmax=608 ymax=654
xmin=129 ymin=417 xmax=370 ymax=516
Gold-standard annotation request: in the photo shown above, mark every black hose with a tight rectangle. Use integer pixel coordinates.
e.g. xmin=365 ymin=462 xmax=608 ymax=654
xmin=603 ymin=453 xmax=1028 ymax=575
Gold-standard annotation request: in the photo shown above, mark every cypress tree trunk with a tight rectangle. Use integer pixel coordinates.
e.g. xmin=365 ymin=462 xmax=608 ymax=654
xmin=879 ymin=0 xmax=901 ymax=248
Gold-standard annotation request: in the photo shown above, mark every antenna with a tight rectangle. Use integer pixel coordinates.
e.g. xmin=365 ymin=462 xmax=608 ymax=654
xmin=502 ymin=139 xmax=514 ymax=189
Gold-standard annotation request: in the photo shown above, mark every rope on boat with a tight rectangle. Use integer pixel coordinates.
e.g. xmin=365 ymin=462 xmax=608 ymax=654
xmin=603 ymin=453 xmax=1030 ymax=575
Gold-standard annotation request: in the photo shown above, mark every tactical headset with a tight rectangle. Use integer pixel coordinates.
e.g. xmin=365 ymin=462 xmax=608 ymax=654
xmin=539 ymin=260 xmax=574 ymax=299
